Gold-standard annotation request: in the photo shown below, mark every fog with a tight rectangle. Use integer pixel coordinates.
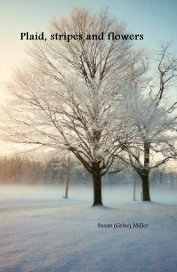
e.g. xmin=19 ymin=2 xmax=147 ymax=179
xmin=0 ymin=183 xmax=177 ymax=209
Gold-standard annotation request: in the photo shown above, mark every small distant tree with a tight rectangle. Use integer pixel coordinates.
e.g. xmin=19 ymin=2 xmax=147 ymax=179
xmin=63 ymin=153 xmax=72 ymax=199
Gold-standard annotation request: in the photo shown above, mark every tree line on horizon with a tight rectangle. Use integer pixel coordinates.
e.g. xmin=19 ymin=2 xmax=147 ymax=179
xmin=0 ymin=155 xmax=176 ymax=190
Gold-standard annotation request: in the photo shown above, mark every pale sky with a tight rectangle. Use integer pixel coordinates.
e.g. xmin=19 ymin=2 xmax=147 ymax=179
xmin=0 ymin=0 xmax=177 ymax=92
xmin=0 ymin=0 xmax=177 ymax=162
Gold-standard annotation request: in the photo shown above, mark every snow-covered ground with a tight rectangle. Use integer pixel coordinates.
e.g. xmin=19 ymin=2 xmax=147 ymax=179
xmin=0 ymin=184 xmax=177 ymax=272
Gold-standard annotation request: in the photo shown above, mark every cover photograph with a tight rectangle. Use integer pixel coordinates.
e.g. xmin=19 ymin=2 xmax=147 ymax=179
xmin=0 ymin=0 xmax=177 ymax=271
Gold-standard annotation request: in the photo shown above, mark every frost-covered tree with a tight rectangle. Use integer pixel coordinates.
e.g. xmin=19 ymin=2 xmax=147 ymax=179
xmin=4 ymin=8 xmax=147 ymax=206
xmin=120 ymin=45 xmax=177 ymax=201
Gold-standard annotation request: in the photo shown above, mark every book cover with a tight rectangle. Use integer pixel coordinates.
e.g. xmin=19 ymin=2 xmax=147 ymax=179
xmin=0 ymin=1 xmax=177 ymax=271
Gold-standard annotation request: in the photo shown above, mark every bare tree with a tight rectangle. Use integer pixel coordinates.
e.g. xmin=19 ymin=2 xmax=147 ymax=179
xmin=120 ymin=45 xmax=177 ymax=201
xmin=63 ymin=152 xmax=72 ymax=199
xmin=4 ymin=7 xmax=147 ymax=206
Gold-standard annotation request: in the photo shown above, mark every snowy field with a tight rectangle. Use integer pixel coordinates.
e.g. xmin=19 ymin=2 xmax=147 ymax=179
xmin=0 ymin=184 xmax=177 ymax=272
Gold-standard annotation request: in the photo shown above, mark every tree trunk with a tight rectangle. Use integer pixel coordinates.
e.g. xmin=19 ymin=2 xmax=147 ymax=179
xmin=92 ymin=171 xmax=103 ymax=206
xmin=64 ymin=155 xmax=71 ymax=199
xmin=141 ymin=174 xmax=151 ymax=201
xmin=141 ymin=141 xmax=151 ymax=201
xmin=133 ymin=175 xmax=137 ymax=201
